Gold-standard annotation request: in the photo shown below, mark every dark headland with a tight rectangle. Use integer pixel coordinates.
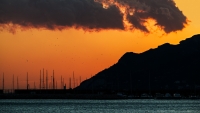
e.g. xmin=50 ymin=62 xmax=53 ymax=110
xmin=1 ymin=34 xmax=200 ymax=99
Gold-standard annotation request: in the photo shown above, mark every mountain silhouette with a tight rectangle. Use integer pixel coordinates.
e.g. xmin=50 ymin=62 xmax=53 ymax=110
xmin=77 ymin=34 xmax=200 ymax=94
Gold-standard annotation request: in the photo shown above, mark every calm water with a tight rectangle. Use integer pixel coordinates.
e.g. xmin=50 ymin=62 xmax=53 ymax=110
xmin=0 ymin=99 xmax=200 ymax=113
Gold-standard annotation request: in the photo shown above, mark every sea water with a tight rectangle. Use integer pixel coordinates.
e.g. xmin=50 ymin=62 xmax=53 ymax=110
xmin=0 ymin=99 xmax=200 ymax=113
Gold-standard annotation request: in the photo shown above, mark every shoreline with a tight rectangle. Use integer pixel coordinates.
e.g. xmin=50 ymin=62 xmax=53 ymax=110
xmin=1 ymin=94 xmax=199 ymax=100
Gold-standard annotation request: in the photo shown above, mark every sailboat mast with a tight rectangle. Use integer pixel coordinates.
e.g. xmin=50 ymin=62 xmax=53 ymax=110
xmin=46 ymin=70 xmax=48 ymax=89
xmin=17 ymin=76 xmax=19 ymax=89
xmin=40 ymin=70 xmax=41 ymax=90
xmin=61 ymin=75 xmax=62 ymax=89
xmin=43 ymin=68 xmax=44 ymax=89
xmin=53 ymin=70 xmax=55 ymax=89
xmin=27 ymin=72 xmax=29 ymax=90
xmin=69 ymin=78 xmax=71 ymax=89
xmin=34 ymin=81 xmax=36 ymax=89
xmin=2 ymin=73 xmax=4 ymax=90
xmin=73 ymin=72 xmax=75 ymax=88
xmin=13 ymin=74 xmax=14 ymax=91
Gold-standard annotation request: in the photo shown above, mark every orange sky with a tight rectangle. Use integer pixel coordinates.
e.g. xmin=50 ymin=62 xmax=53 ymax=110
xmin=0 ymin=0 xmax=200 ymax=89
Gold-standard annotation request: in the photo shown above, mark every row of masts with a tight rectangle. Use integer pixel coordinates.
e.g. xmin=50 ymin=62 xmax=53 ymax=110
xmin=1 ymin=69 xmax=83 ymax=90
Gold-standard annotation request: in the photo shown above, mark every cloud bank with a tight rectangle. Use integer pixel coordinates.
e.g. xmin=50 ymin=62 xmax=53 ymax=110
xmin=0 ymin=0 xmax=188 ymax=33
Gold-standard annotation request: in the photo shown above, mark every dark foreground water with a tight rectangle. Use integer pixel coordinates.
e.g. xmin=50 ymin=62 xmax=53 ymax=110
xmin=0 ymin=99 xmax=200 ymax=113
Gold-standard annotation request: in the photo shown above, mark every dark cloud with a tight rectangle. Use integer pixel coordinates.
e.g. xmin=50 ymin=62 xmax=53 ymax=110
xmin=0 ymin=0 xmax=124 ymax=31
xmin=0 ymin=0 xmax=188 ymax=33
xmin=138 ymin=0 xmax=188 ymax=33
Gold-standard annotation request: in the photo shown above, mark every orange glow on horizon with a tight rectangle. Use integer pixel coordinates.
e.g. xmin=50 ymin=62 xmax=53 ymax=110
xmin=0 ymin=0 xmax=200 ymax=89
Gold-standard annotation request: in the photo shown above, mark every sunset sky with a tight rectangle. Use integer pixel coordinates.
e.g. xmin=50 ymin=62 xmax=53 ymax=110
xmin=0 ymin=0 xmax=200 ymax=89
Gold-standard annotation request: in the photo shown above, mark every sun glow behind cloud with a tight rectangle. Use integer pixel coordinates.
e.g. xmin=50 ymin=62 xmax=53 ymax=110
xmin=0 ymin=0 xmax=188 ymax=33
